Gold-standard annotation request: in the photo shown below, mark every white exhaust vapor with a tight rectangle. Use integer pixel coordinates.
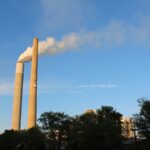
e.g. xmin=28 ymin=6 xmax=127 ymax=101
xmin=18 ymin=18 xmax=150 ymax=62
xmin=18 ymin=33 xmax=79 ymax=62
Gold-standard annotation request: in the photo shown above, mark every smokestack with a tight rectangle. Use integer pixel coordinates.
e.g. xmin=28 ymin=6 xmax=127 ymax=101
xmin=12 ymin=62 xmax=24 ymax=130
xmin=27 ymin=37 xmax=38 ymax=128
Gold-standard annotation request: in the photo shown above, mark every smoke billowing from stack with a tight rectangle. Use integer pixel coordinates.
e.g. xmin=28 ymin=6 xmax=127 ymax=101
xmin=12 ymin=62 xmax=24 ymax=130
xmin=18 ymin=33 xmax=79 ymax=62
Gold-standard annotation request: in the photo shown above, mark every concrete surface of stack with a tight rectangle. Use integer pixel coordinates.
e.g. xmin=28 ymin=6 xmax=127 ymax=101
xmin=12 ymin=62 xmax=24 ymax=130
xmin=27 ymin=38 xmax=38 ymax=129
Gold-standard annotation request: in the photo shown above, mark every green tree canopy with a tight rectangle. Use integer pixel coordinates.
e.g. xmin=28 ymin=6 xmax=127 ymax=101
xmin=0 ymin=127 xmax=46 ymax=150
xmin=38 ymin=106 xmax=123 ymax=150
xmin=38 ymin=111 xmax=72 ymax=150
xmin=134 ymin=98 xmax=150 ymax=141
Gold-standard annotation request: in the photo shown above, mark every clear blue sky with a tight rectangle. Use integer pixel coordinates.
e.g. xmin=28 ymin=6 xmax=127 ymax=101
xmin=1 ymin=0 xmax=150 ymax=131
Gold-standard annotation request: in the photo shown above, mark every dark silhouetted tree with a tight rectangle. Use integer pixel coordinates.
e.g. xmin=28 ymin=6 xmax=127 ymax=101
xmin=134 ymin=98 xmax=150 ymax=141
xmin=96 ymin=106 xmax=123 ymax=149
xmin=38 ymin=106 xmax=123 ymax=150
xmin=38 ymin=111 xmax=71 ymax=150
xmin=0 ymin=127 xmax=46 ymax=150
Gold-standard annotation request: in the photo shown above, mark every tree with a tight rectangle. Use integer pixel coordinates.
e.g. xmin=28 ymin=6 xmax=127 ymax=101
xmin=38 ymin=112 xmax=72 ymax=150
xmin=0 ymin=127 xmax=46 ymax=150
xmin=96 ymin=106 xmax=123 ymax=149
xmin=38 ymin=106 xmax=123 ymax=150
xmin=134 ymin=98 xmax=150 ymax=141
xmin=21 ymin=127 xmax=46 ymax=150
xmin=76 ymin=110 xmax=98 ymax=150
xmin=0 ymin=130 xmax=22 ymax=150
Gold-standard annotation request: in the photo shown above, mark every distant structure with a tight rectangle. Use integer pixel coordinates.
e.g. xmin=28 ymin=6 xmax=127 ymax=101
xmin=84 ymin=109 xmax=135 ymax=139
xmin=12 ymin=38 xmax=38 ymax=130
xmin=122 ymin=116 xmax=134 ymax=138
xmin=84 ymin=109 xmax=96 ymax=114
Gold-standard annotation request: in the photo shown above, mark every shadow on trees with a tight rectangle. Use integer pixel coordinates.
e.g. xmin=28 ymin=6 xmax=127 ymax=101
xmin=0 ymin=127 xmax=46 ymax=150
xmin=38 ymin=106 xmax=123 ymax=150
xmin=1 ymin=104 xmax=150 ymax=150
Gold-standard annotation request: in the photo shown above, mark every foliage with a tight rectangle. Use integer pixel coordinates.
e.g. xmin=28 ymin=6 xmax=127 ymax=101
xmin=38 ymin=106 xmax=123 ymax=150
xmin=38 ymin=112 xmax=71 ymax=150
xmin=0 ymin=127 xmax=46 ymax=150
xmin=134 ymin=98 xmax=150 ymax=141
xmin=0 ymin=106 xmax=123 ymax=150
xmin=96 ymin=106 xmax=122 ymax=149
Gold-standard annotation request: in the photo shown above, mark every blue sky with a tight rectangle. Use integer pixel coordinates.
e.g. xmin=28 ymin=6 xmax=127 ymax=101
xmin=1 ymin=0 xmax=150 ymax=131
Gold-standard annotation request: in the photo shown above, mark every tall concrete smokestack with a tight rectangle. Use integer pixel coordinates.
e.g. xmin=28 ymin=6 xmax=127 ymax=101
xmin=12 ymin=62 xmax=24 ymax=130
xmin=27 ymin=37 xmax=38 ymax=128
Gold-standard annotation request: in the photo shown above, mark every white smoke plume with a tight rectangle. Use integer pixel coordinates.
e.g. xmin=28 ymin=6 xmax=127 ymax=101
xmin=18 ymin=17 xmax=150 ymax=62
xmin=18 ymin=33 xmax=79 ymax=62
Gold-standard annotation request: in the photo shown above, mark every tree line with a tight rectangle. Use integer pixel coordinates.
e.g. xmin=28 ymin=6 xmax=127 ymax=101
xmin=0 ymin=98 xmax=150 ymax=150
